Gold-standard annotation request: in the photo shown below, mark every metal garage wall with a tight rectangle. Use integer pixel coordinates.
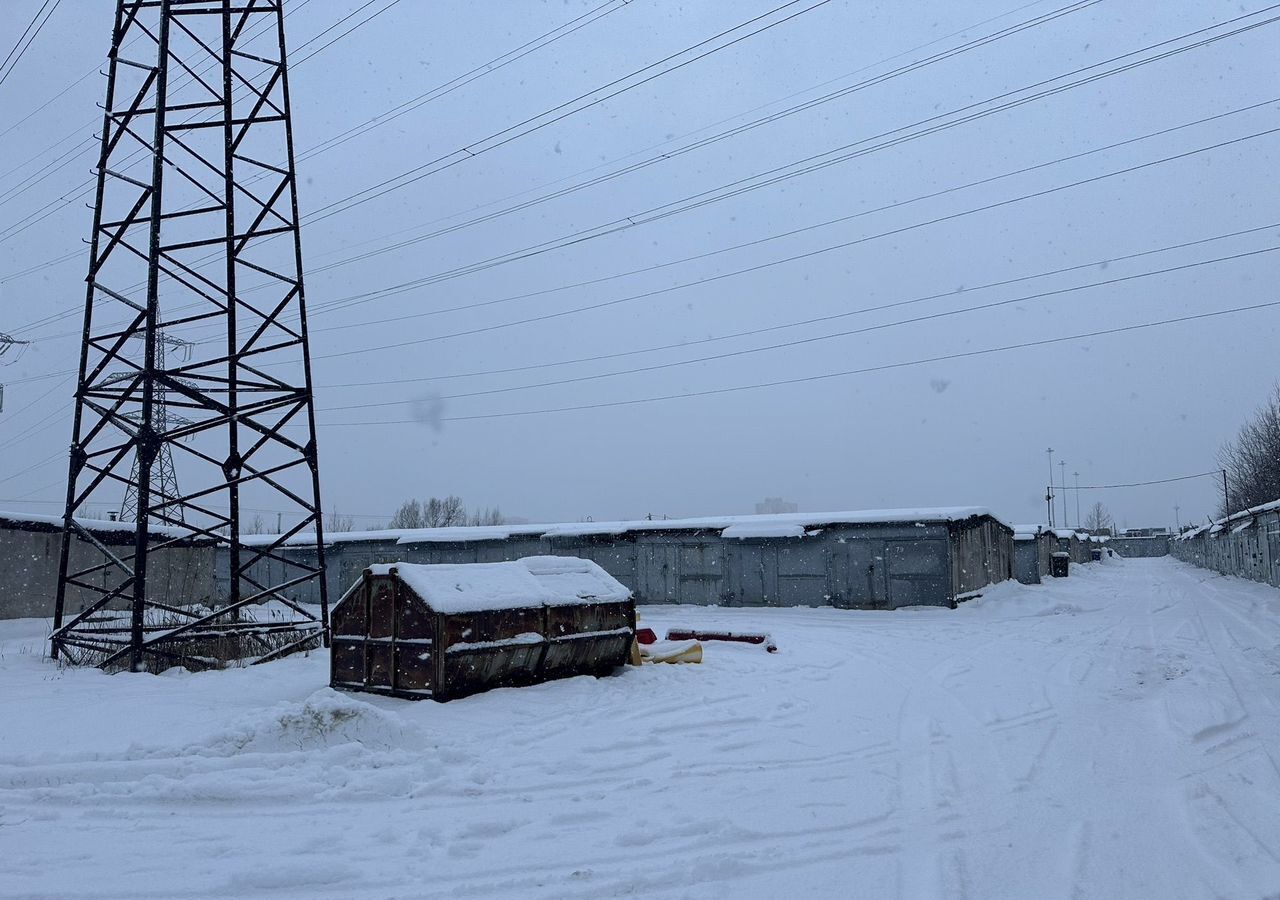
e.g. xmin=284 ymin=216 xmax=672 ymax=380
xmin=232 ymin=514 xmax=1013 ymax=611
xmin=1172 ymin=506 xmax=1280 ymax=588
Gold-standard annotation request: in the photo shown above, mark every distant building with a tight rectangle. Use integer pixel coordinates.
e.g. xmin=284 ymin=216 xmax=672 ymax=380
xmin=755 ymin=497 xmax=798 ymax=515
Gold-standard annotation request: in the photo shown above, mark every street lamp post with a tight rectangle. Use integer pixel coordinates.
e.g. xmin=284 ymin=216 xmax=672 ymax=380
xmin=1059 ymin=460 xmax=1069 ymax=528
xmin=1046 ymin=447 xmax=1055 ymax=527
xmin=1074 ymin=471 xmax=1081 ymax=530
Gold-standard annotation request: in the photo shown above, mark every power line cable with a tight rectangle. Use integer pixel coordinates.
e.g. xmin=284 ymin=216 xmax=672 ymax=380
xmin=7 ymin=7 xmax=1269 ymax=358
xmin=0 ymin=6 xmax=291 ymax=190
xmin=0 ymin=73 xmax=95 ymax=144
xmin=307 ymin=300 xmax=1280 ymax=425
xmin=0 ymin=0 xmax=59 ymax=90
xmin=14 ymin=117 xmax=1278 ymax=361
xmin=4 ymin=0 xmax=839 ymax=332
xmin=14 ymin=114 xmax=1279 ymax=374
xmin=13 ymin=217 xmax=1277 ymax=392
xmin=320 ymin=245 xmax=1279 ymax=410
xmin=1061 ymin=472 xmax=1223 ymax=489
xmin=300 ymin=0 xmax=1107 ymax=275
xmin=291 ymin=0 xmax=405 ymax=67
xmin=0 ymin=1 xmax=52 ymax=73
xmin=307 ymin=8 xmax=1280 ymax=304
xmin=294 ymin=0 xmax=632 ymax=164
xmin=29 ymin=0 xmax=1080 ymax=315
xmin=316 ymin=226 xmax=1280 ymax=391
xmin=304 ymin=98 xmax=1279 ymax=334
xmin=302 ymin=0 xmax=839 ymax=223
xmin=0 ymin=0 xmax=326 ymax=238
xmin=308 ymin=127 xmax=1280 ymax=361
xmin=0 ymin=373 xmax=72 ymax=437
xmin=70 ymin=10 xmax=1272 ymax=348
xmin=287 ymin=0 xmax=1068 ymax=265
xmin=0 ymin=402 xmax=68 ymax=454
xmin=0 ymin=0 xmax=631 ymax=302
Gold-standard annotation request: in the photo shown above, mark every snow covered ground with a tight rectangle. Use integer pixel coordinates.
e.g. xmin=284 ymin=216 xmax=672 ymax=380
xmin=3 ymin=556 xmax=1280 ymax=898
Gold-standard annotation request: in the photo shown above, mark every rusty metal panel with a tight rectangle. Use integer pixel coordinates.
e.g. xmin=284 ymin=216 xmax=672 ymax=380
xmin=331 ymin=639 xmax=365 ymax=687
xmin=437 ymin=605 xmax=546 ymax=701
xmin=368 ymin=580 xmax=394 ymax=639
xmin=331 ymin=578 xmax=367 ymax=637
xmin=543 ymin=599 xmax=634 ymax=678
xmin=440 ymin=606 xmax=543 ymax=648
xmin=366 ymin=643 xmax=393 ymax=688
xmin=394 ymin=644 xmax=433 ymax=694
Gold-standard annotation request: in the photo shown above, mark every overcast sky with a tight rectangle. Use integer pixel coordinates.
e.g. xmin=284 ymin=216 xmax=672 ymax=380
xmin=1 ymin=0 xmax=1277 ymax=531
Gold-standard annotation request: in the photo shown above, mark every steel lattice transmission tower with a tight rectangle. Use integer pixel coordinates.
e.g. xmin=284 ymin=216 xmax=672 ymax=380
xmin=52 ymin=0 xmax=330 ymax=672
xmin=0 ymin=332 xmax=32 ymax=413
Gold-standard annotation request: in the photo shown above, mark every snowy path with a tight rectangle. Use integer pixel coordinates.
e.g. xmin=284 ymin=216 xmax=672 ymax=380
xmin=3 ymin=557 xmax=1280 ymax=898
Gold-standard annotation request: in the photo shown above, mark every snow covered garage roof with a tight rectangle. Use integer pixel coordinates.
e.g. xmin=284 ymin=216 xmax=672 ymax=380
xmin=253 ymin=506 xmax=1011 ymax=547
xmin=1177 ymin=497 xmax=1280 ymax=541
xmin=0 ymin=509 xmax=204 ymax=542
xmin=368 ymin=556 xmax=631 ymax=614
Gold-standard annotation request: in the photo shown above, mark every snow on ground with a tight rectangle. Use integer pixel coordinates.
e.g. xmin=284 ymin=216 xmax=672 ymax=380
xmin=3 ymin=557 xmax=1280 ymax=898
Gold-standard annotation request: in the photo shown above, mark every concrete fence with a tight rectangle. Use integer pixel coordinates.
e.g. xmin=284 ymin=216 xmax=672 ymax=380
xmin=1107 ymin=535 xmax=1170 ymax=558
xmin=0 ymin=513 xmax=217 ymax=620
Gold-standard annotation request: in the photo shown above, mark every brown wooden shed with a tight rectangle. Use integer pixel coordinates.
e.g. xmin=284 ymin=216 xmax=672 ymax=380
xmin=330 ymin=556 xmax=635 ymax=701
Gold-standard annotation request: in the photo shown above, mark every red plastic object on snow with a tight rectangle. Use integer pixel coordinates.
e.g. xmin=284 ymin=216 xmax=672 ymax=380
xmin=665 ymin=629 xmax=777 ymax=653
xmin=635 ymin=627 xmax=658 ymax=645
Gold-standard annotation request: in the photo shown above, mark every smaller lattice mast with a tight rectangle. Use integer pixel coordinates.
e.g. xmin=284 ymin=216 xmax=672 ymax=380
xmin=118 ymin=333 xmax=191 ymax=525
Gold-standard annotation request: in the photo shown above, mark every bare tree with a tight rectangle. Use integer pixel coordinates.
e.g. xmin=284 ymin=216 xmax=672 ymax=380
xmin=1084 ymin=502 xmax=1113 ymax=535
xmin=390 ymin=495 xmax=474 ymax=529
xmin=388 ymin=499 xmax=423 ymax=530
xmin=423 ymin=496 xmax=442 ymax=527
xmin=1218 ymin=384 xmax=1280 ymax=516
xmin=468 ymin=506 xmax=505 ymax=526
xmin=326 ymin=509 xmax=356 ymax=533
xmin=439 ymin=495 xmax=466 ymax=526
xmin=246 ymin=513 xmax=267 ymax=535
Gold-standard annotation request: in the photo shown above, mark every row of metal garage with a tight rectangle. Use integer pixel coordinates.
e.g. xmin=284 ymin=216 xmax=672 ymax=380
xmin=1171 ymin=499 xmax=1280 ymax=587
xmin=1012 ymin=526 xmax=1109 ymax=584
xmin=237 ymin=507 xmax=1014 ymax=611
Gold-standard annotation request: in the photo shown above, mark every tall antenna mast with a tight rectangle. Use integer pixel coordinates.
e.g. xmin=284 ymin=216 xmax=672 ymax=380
xmin=51 ymin=0 xmax=329 ymax=672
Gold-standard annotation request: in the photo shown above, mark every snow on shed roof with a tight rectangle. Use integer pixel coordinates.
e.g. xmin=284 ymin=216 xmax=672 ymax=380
xmin=1012 ymin=524 xmax=1047 ymax=540
xmin=252 ymin=506 xmax=1010 ymax=547
xmin=368 ymin=556 xmax=630 ymax=614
